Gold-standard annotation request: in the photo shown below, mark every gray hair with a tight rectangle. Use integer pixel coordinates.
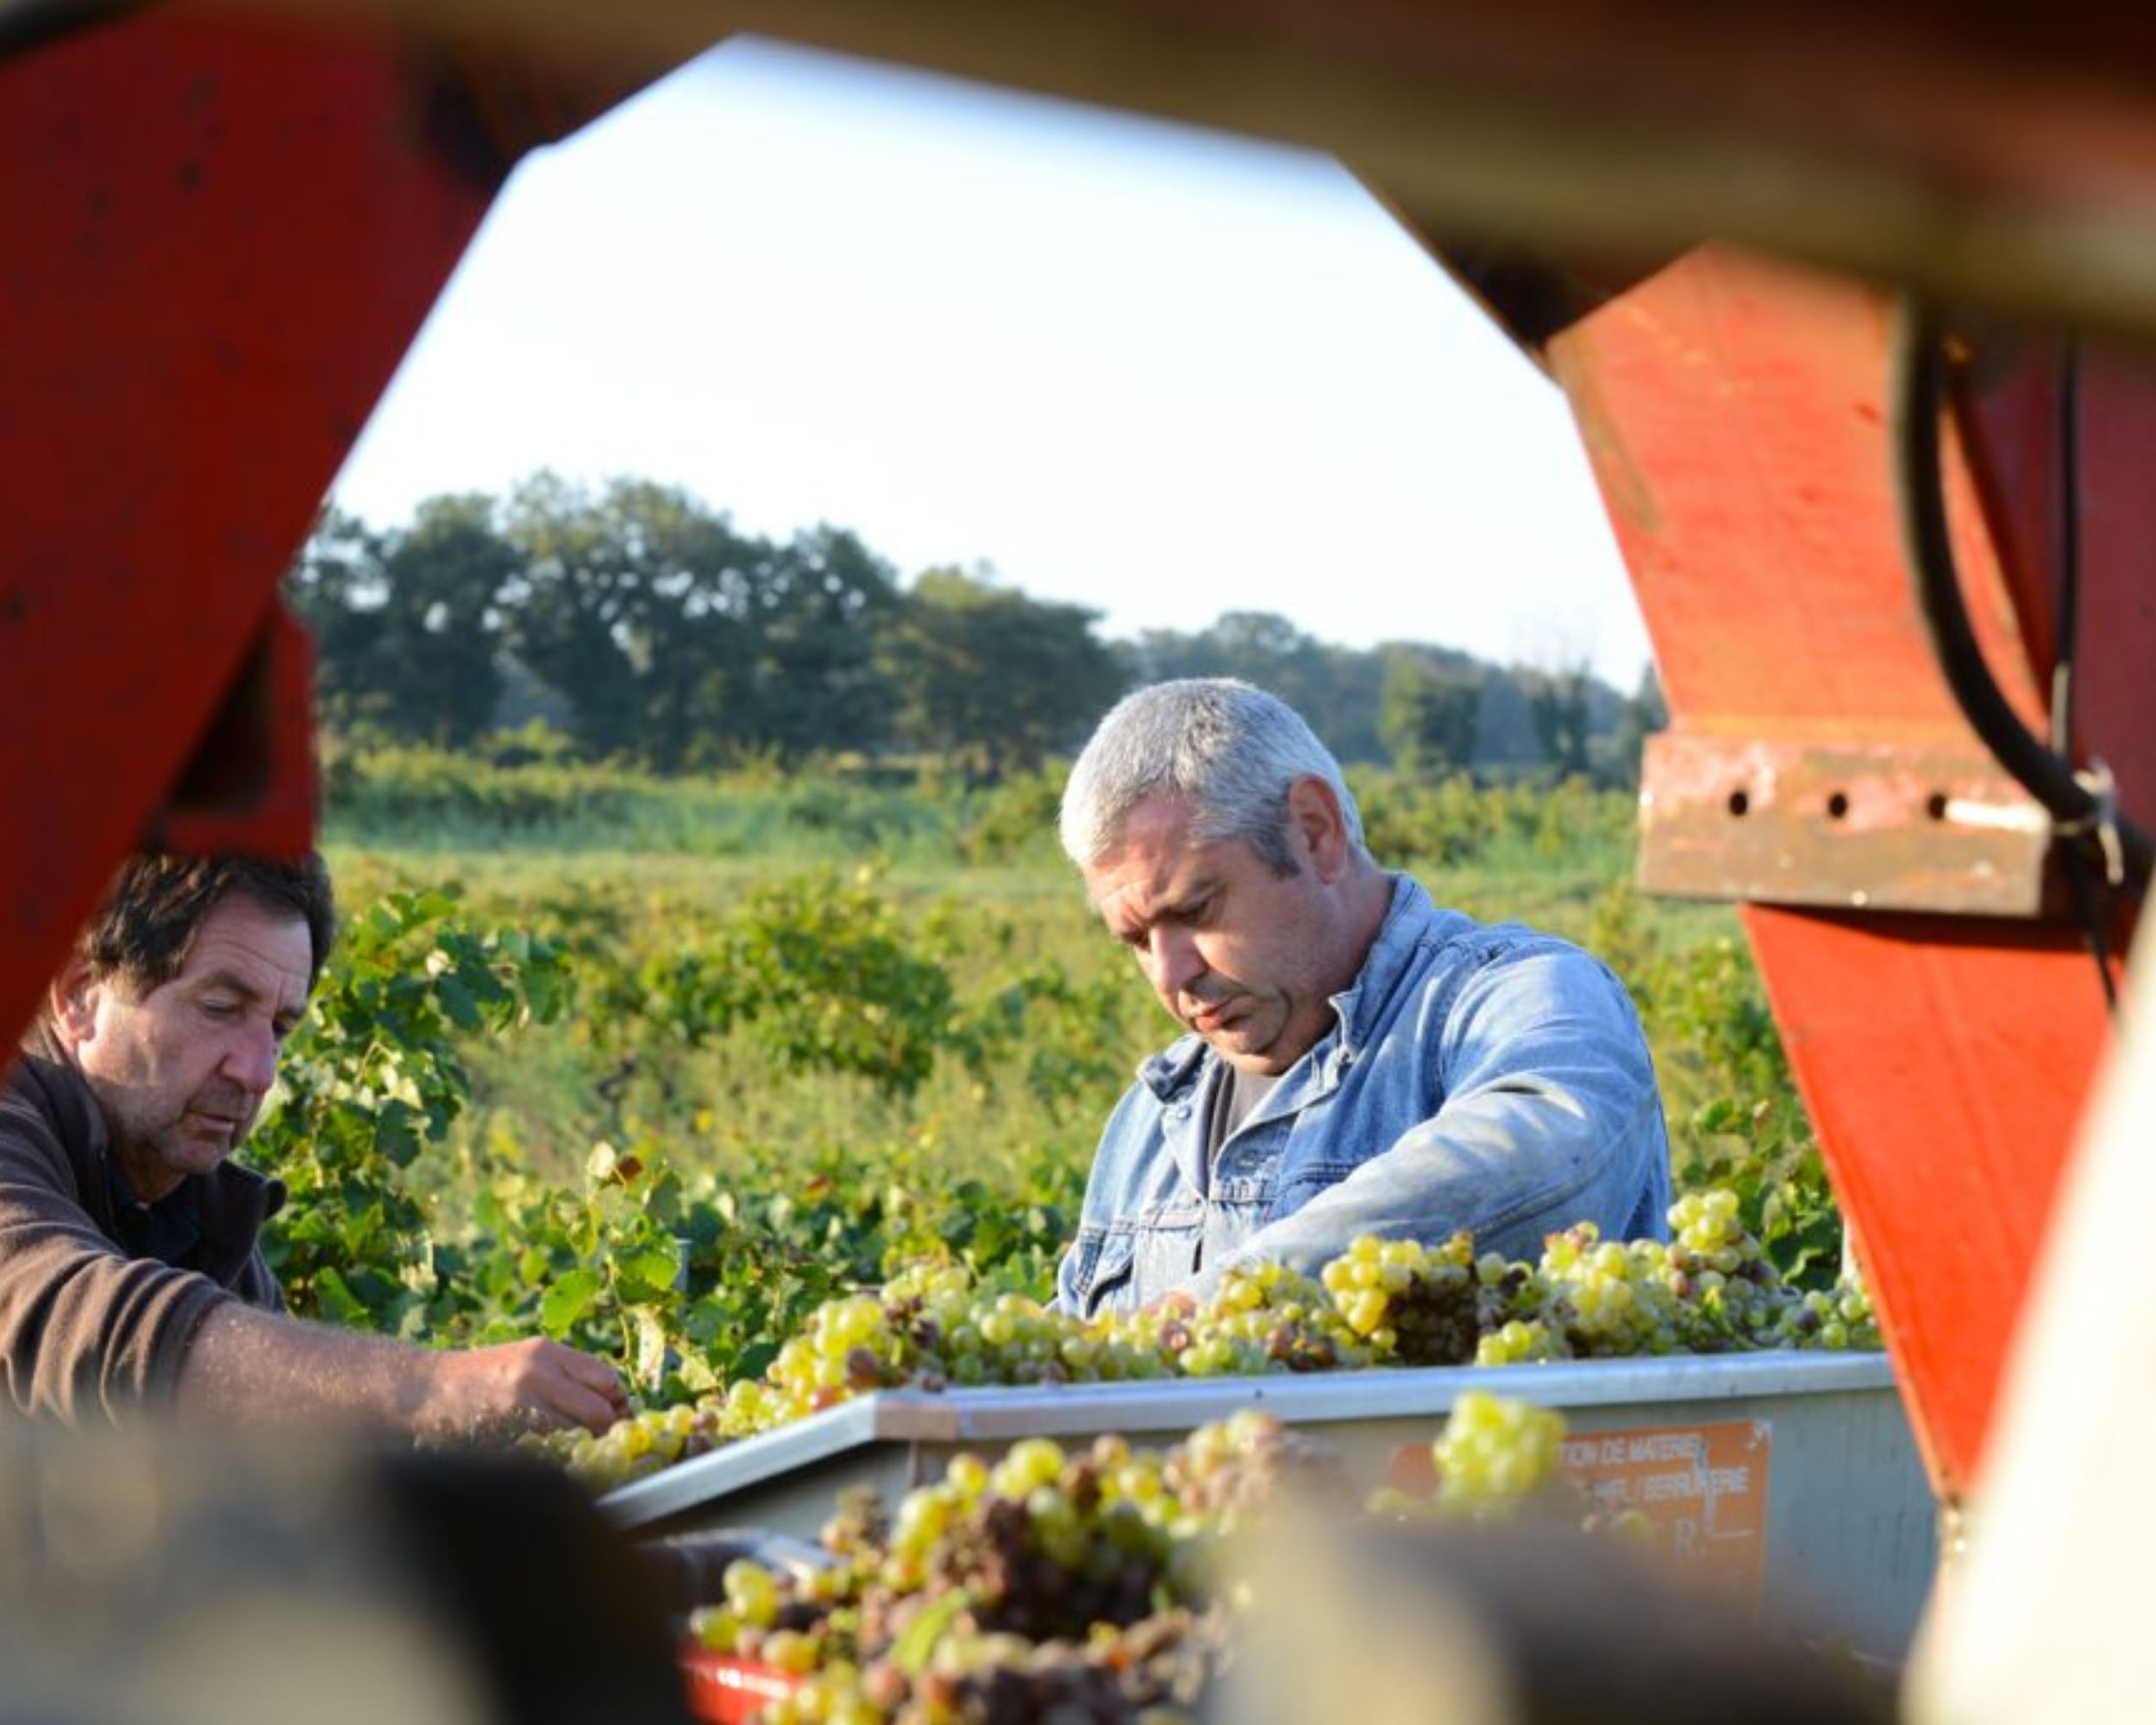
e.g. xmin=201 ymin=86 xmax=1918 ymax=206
xmin=1059 ymin=678 xmax=1365 ymax=875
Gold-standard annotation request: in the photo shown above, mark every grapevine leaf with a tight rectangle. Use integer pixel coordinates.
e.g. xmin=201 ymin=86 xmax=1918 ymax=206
xmin=619 ymin=1243 xmax=683 ymax=1298
xmin=731 ymin=1340 xmax=780 ymax=1383
xmin=435 ymin=973 xmax=480 ymax=1030
xmin=540 ymin=1268 xmax=604 ymax=1338
xmin=311 ymin=1266 xmax=368 ymax=1327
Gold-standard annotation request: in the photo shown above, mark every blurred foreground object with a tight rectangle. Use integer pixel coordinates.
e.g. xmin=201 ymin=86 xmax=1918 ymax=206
xmin=1907 ymin=916 xmax=2156 ymax=1719
xmin=1230 ymin=1507 xmax=1893 ymax=1724
xmin=0 ymin=1425 xmax=690 ymax=1725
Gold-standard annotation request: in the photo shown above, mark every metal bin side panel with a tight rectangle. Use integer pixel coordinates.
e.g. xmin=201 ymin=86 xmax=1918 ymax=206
xmin=605 ymin=1356 xmax=1935 ymax=1654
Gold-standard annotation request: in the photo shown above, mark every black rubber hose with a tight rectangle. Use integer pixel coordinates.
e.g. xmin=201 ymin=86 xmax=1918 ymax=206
xmin=1888 ymin=300 xmax=2154 ymax=888
xmin=2048 ymin=342 xmax=2122 ymax=1012
xmin=0 ymin=0 xmax=142 ymax=65
xmin=2052 ymin=344 xmax=2082 ymax=756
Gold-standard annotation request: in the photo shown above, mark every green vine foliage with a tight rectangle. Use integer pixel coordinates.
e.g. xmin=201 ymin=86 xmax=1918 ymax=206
xmin=245 ymin=870 xmax=1108 ymax=1390
xmin=248 ymin=888 xmax=570 ymax=1333
xmin=624 ymin=869 xmax=960 ymax=1097
xmin=1589 ymin=881 xmax=1842 ymax=1287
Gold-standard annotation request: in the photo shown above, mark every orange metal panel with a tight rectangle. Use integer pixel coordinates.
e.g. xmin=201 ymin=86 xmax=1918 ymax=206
xmin=1741 ymin=906 xmax=2111 ymax=1489
xmin=1549 ymin=248 xmax=2132 ymax=1493
xmin=1551 ymin=250 xmax=2043 ymax=742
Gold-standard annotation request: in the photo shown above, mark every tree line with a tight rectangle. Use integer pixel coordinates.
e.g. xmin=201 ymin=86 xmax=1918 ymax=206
xmin=288 ymin=474 xmax=1664 ymax=781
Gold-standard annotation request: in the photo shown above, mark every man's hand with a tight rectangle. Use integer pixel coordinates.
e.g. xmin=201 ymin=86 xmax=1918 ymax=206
xmin=418 ymin=1339 xmax=631 ymax=1441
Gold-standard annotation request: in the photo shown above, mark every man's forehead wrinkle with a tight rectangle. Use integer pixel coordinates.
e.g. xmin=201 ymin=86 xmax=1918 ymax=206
xmin=179 ymin=920 xmax=316 ymax=1013
xmin=1107 ymin=862 xmax=1219 ymax=935
xmin=195 ymin=967 xmax=266 ymax=999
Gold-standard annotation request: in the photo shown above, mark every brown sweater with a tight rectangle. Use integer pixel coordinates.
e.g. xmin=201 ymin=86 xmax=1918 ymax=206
xmin=1 ymin=1041 xmax=284 ymax=1422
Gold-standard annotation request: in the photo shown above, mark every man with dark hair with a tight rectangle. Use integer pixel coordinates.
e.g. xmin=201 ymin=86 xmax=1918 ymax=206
xmin=1 ymin=852 xmax=629 ymax=1436
xmin=1055 ymin=679 xmax=1672 ymax=1317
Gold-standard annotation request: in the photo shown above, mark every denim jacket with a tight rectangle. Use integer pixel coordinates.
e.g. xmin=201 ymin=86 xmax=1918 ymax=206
xmin=1056 ymin=875 xmax=1672 ymax=1318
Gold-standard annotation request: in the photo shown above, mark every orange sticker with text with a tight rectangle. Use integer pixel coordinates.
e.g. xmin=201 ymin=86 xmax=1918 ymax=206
xmin=1390 ymin=1418 xmax=1772 ymax=1602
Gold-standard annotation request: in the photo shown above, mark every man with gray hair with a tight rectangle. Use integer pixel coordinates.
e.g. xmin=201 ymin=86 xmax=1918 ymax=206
xmin=1055 ymin=678 xmax=1670 ymax=1317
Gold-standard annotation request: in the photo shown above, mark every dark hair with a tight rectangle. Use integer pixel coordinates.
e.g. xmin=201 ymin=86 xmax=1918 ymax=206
xmin=79 ymin=852 xmax=338 ymax=999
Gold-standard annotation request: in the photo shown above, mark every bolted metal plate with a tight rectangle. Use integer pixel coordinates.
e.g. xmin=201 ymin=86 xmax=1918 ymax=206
xmin=1639 ymin=731 xmax=2053 ymax=914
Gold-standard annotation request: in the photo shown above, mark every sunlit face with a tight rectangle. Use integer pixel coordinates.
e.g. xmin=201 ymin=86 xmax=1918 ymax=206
xmin=56 ymin=895 xmax=314 ymax=1203
xmin=1082 ymin=788 xmax=1363 ymax=1076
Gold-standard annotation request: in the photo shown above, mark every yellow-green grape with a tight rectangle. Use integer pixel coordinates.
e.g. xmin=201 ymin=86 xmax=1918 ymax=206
xmin=1317 ymin=1233 xmax=1479 ymax=1364
xmin=724 ymin=1558 xmax=780 ymax=1628
xmin=689 ymin=1604 xmax=742 ymax=1653
xmin=762 ymin=1629 xmax=819 ymax=1676
xmin=944 ymin=1452 xmax=990 ymax=1501
xmin=1432 ymin=1389 xmax=1568 ymax=1519
xmin=1475 ymin=1318 xmax=1560 ymax=1366
xmin=992 ymin=1436 xmax=1067 ymax=1498
xmin=517 ymin=1395 xmax=724 ymax=1491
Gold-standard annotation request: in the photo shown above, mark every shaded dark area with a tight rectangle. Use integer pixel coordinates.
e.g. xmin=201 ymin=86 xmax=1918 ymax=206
xmin=374 ymin=1446 xmax=694 ymax=1725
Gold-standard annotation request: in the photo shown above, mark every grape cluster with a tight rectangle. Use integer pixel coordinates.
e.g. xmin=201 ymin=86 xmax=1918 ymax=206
xmin=517 ymin=1396 xmax=724 ymax=1490
xmin=1319 ymin=1232 xmax=1489 ymax=1363
xmin=1118 ymin=1260 xmax=1369 ymax=1377
xmin=691 ymin=1416 xmax=1313 ymax=1723
xmin=1365 ymin=1389 xmax=1569 ymax=1524
xmin=1329 ymin=1193 xmax=1881 ymax=1368
xmin=1429 ymin=1389 xmax=1568 ymax=1516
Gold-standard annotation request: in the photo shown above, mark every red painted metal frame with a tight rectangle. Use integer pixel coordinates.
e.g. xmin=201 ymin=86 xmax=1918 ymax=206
xmin=152 ymin=600 xmax=321 ymax=860
xmin=1740 ymin=905 xmax=2111 ymax=1482
xmin=1550 ymin=249 xmax=2144 ymax=1496
xmin=0 ymin=9 xmax=636 ymax=1054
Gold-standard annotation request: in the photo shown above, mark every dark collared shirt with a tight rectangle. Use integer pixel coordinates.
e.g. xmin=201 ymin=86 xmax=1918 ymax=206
xmin=103 ymin=1158 xmax=205 ymax=1273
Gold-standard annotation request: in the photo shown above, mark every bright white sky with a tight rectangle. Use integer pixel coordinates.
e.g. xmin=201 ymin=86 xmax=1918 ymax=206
xmin=328 ymin=36 xmax=1653 ymax=690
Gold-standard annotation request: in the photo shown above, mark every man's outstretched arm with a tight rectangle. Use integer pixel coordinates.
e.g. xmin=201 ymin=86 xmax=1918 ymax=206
xmin=176 ymin=1303 xmax=630 ymax=1439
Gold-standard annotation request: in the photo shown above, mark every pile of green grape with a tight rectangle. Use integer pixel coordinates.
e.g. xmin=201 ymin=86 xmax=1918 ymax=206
xmin=686 ymin=1398 xmax=1624 ymax=1723
xmin=689 ymin=1412 xmax=1331 ymax=1724
xmin=698 ymin=1189 xmax=1876 ymax=1440
xmin=522 ymin=1190 xmax=1878 ymax=1490
xmin=1366 ymin=1388 xmax=1570 ymax=1521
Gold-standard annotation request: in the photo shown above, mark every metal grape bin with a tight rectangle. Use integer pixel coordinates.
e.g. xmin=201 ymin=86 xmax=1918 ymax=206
xmin=607 ymin=1352 xmax=1936 ymax=1656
